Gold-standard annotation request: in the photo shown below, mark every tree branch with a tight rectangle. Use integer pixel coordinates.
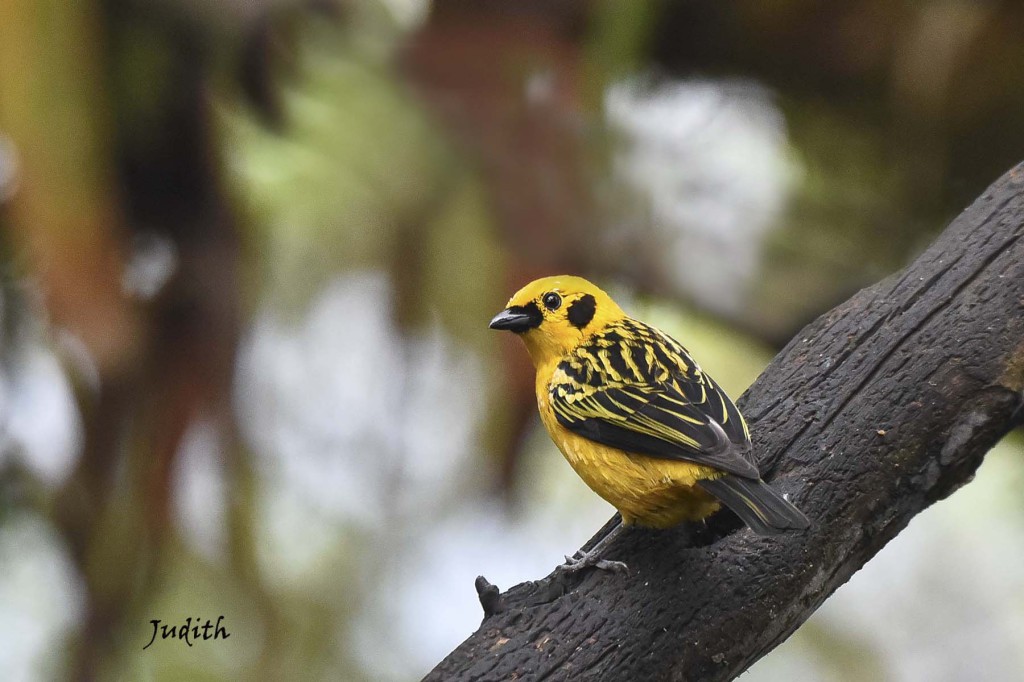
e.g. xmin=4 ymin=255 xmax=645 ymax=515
xmin=426 ymin=162 xmax=1024 ymax=681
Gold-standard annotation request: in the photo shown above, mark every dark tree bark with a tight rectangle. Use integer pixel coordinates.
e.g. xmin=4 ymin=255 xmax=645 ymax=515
xmin=426 ymin=163 xmax=1024 ymax=681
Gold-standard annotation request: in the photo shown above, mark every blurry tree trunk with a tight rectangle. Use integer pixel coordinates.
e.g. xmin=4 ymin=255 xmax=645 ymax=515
xmin=0 ymin=4 xmax=143 ymax=676
xmin=426 ymin=163 xmax=1024 ymax=680
xmin=0 ymin=1 xmax=273 ymax=679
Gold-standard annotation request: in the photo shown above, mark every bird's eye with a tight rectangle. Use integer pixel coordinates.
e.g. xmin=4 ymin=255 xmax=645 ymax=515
xmin=542 ymin=292 xmax=562 ymax=310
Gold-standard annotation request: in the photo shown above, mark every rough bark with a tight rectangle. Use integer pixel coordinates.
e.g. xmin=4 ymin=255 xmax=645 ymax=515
xmin=426 ymin=163 xmax=1024 ymax=681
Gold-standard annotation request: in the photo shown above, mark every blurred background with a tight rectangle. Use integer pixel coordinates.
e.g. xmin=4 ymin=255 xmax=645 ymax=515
xmin=2 ymin=1 xmax=1024 ymax=680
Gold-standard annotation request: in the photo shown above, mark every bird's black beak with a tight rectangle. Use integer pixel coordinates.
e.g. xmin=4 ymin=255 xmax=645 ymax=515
xmin=489 ymin=303 xmax=542 ymax=333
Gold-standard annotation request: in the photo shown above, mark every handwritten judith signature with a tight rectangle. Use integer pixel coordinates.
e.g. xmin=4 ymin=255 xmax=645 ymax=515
xmin=143 ymin=616 xmax=230 ymax=650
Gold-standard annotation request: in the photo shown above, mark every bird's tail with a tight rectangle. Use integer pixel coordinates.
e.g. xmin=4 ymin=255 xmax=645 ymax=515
xmin=698 ymin=475 xmax=810 ymax=535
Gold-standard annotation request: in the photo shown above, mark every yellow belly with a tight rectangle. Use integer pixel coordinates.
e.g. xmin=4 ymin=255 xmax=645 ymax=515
xmin=538 ymin=391 xmax=721 ymax=528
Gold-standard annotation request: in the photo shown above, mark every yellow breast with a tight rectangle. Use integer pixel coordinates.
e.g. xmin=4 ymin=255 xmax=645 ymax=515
xmin=535 ymin=369 xmax=721 ymax=528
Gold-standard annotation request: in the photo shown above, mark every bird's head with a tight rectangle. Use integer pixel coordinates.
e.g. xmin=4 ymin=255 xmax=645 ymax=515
xmin=489 ymin=275 xmax=626 ymax=365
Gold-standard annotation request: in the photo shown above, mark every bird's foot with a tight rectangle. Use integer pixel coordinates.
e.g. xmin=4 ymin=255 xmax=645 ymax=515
xmin=557 ymin=549 xmax=628 ymax=575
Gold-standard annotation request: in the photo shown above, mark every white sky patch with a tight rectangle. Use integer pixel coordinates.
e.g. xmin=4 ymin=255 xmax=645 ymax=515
xmin=377 ymin=0 xmax=429 ymax=29
xmin=236 ymin=271 xmax=406 ymax=528
xmin=0 ymin=514 xmax=84 ymax=681
xmin=1 ymin=345 xmax=81 ymax=487
xmin=606 ymin=77 xmax=799 ymax=316
xmin=122 ymin=231 xmax=178 ymax=301
xmin=235 ymin=271 xmax=484 ymax=590
xmin=173 ymin=419 xmax=228 ymax=561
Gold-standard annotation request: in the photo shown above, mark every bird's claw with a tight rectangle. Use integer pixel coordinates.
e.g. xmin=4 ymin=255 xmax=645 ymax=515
xmin=557 ymin=552 xmax=628 ymax=575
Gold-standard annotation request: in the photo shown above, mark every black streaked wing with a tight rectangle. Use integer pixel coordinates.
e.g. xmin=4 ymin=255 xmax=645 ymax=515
xmin=552 ymin=382 xmax=759 ymax=478
xmin=646 ymin=324 xmax=751 ymax=448
xmin=551 ymin=321 xmax=758 ymax=479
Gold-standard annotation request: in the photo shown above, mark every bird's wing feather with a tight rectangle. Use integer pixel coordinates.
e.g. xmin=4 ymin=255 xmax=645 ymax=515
xmin=550 ymin=321 xmax=759 ymax=479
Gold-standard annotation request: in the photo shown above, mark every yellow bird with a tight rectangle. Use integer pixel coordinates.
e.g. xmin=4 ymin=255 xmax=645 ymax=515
xmin=490 ymin=275 xmax=809 ymax=571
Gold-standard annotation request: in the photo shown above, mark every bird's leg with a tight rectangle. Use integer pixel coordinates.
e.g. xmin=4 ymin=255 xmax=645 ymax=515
xmin=557 ymin=519 xmax=629 ymax=574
